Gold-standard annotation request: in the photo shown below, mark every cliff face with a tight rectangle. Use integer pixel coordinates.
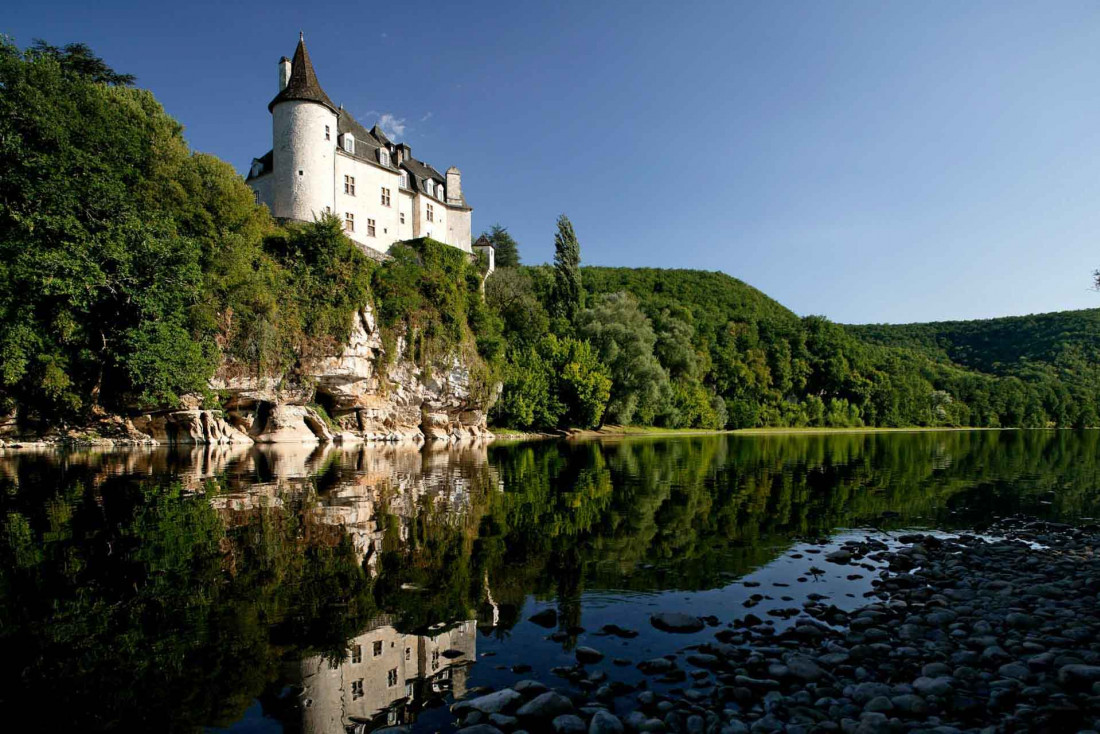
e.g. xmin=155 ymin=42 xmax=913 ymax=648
xmin=129 ymin=304 xmax=492 ymax=446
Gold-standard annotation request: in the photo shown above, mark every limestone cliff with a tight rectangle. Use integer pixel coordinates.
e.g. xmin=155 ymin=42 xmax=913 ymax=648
xmin=129 ymin=304 xmax=492 ymax=446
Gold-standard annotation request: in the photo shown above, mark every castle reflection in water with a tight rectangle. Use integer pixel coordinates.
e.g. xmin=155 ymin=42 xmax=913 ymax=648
xmin=0 ymin=441 xmax=491 ymax=733
xmin=300 ymin=617 xmax=476 ymax=734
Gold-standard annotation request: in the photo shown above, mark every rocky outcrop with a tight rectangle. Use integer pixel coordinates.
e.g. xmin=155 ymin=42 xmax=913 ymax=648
xmin=131 ymin=410 xmax=253 ymax=445
xmin=192 ymin=304 xmax=493 ymax=445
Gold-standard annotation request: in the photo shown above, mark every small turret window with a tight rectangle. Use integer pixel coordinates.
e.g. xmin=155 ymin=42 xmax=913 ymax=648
xmin=343 ymin=134 xmax=355 ymax=154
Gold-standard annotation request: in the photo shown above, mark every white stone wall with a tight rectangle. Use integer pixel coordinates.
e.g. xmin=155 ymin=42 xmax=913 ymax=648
xmin=249 ymin=172 xmax=275 ymax=212
xmin=420 ymin=193 xmax=447 ymax=243
xmin=448 ymin=209 xmax=472 ymax=253
xmin=273 ymin=100 xmax=338 ymax=222
xmin=335 ymin=152 xmax=403 ymax=255
xmin=397 ymin=189 xmax=416 ymax=241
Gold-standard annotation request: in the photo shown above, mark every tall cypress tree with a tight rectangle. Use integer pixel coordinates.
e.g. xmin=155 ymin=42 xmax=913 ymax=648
xmin=551 ymin=214 xmax=583 ymax=323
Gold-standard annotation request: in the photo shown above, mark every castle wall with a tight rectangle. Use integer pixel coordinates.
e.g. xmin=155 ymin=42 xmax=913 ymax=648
xmin=273 ymin=100 xmax=338 ymax=222
xmin=335 ymin=152 xmax=403 ymax=255
xmin=331 ymin=153 xmax=470 ymax=253
xmin=447 ymin=209 xmax=472 ymax=253
xmin=398 ymin=189 xmax=416 ymax=241
xmin=419 ymin=193 xmax=448 ymax=245
xmin=249 ymin=173 xmax=274 ymax=212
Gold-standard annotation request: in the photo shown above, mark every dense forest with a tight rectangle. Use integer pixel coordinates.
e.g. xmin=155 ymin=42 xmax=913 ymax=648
xmin=3 ymin=38 xmax=1099 ymax=434
xmin=486 ymin=254 xmax=1100 ymax=430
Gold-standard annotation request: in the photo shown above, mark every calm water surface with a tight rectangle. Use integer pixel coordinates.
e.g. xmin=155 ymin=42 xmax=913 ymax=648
xmin=2 ymin=430 xmax=1099 ymax=733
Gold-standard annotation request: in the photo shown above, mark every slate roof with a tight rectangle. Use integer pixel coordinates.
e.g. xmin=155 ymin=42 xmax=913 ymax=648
xmin=268 ymin=35 xmax=337 ymax=113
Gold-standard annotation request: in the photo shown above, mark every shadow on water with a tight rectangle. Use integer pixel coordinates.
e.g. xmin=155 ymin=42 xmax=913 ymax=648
xmin=0 ymin=430 xmax=1098 ymax=731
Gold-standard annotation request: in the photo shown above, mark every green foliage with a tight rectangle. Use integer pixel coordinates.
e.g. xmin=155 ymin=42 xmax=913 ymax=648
xmin=481 ymin=223 xmax=521 ymax=268
xmin=261 ymin=215 xmax=376 ymax=363
xmin=368 ymin=237 xmax=500 ymax=404
xmin=491 ymin=335 xmax=611 ymax=430
xmin=550 ymin=215 xmax=584 ymax=325
xmin=485 ymin=267 xmax=550 ymax=348
xmin=0 ymin=40 xmax=378 ymax=421
xmin=577 ymin=292 xmax=670 ymax=425
xmin=25 ymin=39 xmax=136 ymax=85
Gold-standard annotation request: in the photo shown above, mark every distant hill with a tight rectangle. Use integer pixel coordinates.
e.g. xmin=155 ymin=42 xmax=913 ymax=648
xmin=847 ymin=309 xmax=1100 ymax=376
xmin=568 ymin=267 xmax=1100 ymax=428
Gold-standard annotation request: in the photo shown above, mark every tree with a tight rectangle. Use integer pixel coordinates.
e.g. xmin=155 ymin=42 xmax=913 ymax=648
xmin=485 ymin=267 xmax=549 ymax=346
xmin=25 ymin=39 xmax=135 ymax=85
xmin=482 ymin=224 xmax=520 ymax=268
xmin=577 ymin=292 xmax=670 ymax=425
xmin=550 ymin=215 xmax=583 ymax=324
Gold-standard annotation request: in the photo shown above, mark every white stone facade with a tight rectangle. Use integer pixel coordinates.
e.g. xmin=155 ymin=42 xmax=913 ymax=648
xmin=247 ymin=36 xmax=473 ymax=256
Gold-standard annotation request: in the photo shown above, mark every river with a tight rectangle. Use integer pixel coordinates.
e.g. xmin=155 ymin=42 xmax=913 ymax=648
xmin=0 ymin=430 xmax=1097 ymax=732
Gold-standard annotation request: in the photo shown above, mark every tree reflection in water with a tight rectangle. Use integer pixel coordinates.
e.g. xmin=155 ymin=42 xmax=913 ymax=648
xmin=0 ymin=430 xmax=1098 ymax=731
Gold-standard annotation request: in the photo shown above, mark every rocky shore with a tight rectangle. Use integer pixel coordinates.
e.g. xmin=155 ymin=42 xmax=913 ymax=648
xmin=448 ymin=518 xmax=1100 ymax=734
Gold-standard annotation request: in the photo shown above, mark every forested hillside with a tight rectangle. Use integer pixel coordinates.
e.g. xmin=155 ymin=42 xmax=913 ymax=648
xmin=488 ymin=257 xmax=1100 ymax=431
xmin=848 ymin=310 xmax=1100 ymax=375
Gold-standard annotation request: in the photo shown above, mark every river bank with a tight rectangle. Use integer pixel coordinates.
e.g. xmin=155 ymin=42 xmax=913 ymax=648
xmin=447 ymin=518 xmax=1100 ymax=734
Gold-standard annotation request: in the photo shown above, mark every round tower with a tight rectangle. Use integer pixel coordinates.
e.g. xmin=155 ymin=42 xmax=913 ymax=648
xmin=269 ymin=34 xmax=338 ymax=223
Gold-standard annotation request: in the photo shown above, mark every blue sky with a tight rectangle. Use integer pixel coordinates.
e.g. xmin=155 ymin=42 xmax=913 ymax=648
xmin=6 ymin=0 xmax=1100 ymax=323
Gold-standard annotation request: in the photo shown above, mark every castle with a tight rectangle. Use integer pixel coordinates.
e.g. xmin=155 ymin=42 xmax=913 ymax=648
xmin=246 ymin=35 xmax=473 ymax=256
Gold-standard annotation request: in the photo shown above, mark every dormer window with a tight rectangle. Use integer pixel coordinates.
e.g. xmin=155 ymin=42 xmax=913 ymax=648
xmin=250 ymin=160 xmax=264 ymax=178
xmin=400 ymin=171 xmax=409 ymax=188
xmin=343 ymin=134 xmax=355 ymax=154
xmin=379 ymin=149 xmax=390 ymax=166
xmin=436 ymin=183 xmax=444 ymax=199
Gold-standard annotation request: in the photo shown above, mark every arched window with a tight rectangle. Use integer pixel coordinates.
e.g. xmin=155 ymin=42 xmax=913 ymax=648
xmin=343 ymin=134 xmax=355 ymax=154
xmin=437 ymin=183 xmax=445 ymax=199
xmin=379 ymin=149 xmax=390 ymax=166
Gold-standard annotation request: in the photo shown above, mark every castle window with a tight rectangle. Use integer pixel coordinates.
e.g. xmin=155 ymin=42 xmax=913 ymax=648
xmin=400 ymin=171 xmax=409 ymax=188
xmin=343 ymin=134 xmax=355 ymax=154
xmin=344 ymin=175 xmax=356 ymax=196
xmin=325 ymin=125 xmax=330 ymax=141
xmin=381 ymin=187 xmax=391 ymax=207
xmin=344 ymin=213 xmax=354 ymax=232
xmin=387 ymin=668 xmax=398 ymax=687
xmin=367 ymin=218 xmax=376 ymax=237
xmin=405 ymin=647 xmax=411 ymax=661
xmin=431 ymin=650 xmax=440 ymax=671
xmin=400 ymin=212 xmax=406 ymax=224
xmin=351 ymin=645 xmax=362 ymax=664
xmin=351 ymin=680 xmax=364 ymax=700
xmin=379 ymin=149 xmax=390 ymax=166
xmin=426 ymin=204 xmax=434 ymax=222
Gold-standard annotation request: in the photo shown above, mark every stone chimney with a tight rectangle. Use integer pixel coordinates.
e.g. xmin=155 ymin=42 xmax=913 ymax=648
xmin=278 ymin=56 xmax=292 ymax=92
xmin=396 ymin=143 xmax=412 ymax=166
xmin=446 ymin=167 xmax=462 ymax=204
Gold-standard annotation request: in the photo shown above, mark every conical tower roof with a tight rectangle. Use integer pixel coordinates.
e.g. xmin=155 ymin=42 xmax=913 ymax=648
xmin=268 ymin=34 xmax=337 ymax=113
